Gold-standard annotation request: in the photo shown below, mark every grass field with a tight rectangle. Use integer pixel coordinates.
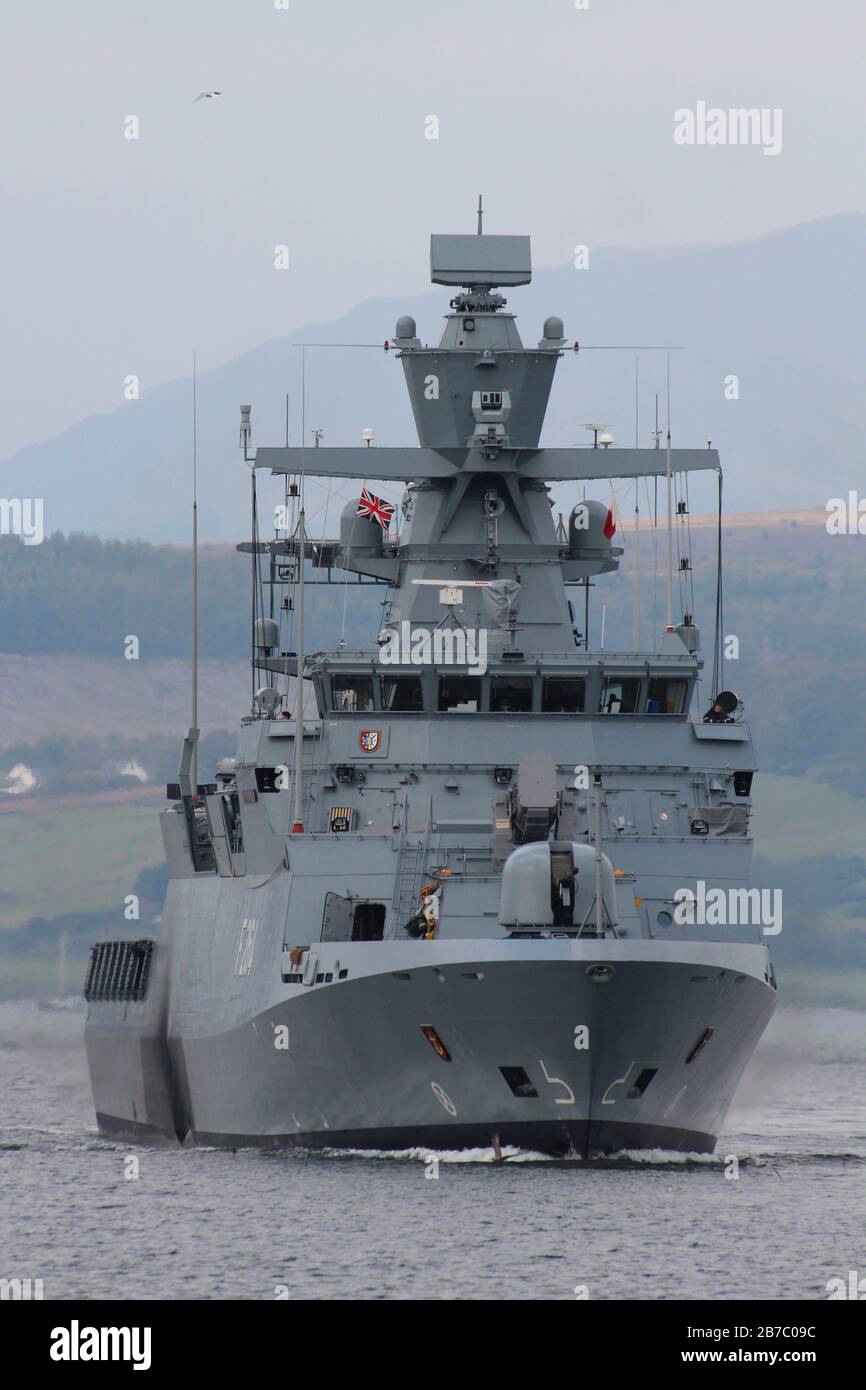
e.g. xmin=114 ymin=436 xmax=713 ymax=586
xmin=0 ymin=803 xmax=163 ymax=933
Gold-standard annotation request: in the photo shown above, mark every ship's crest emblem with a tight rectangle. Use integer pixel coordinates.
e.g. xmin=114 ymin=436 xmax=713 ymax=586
xmin=359 ymin=729 xmax=381 ymax=753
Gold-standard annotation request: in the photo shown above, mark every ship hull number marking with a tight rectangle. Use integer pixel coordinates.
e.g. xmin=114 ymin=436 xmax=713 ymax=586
xmin=235 ymin=918 xmax=259 ymax=976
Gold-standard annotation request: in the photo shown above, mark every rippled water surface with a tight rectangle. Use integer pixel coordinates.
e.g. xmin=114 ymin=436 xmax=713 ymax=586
xmin=1 ymin=1003 xmax=863 ymax=1300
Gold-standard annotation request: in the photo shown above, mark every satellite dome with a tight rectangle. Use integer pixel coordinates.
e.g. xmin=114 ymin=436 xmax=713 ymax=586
xmin=395 ymin=315 xmax=417 ymax=340
xmin=253 ymin=617 xmax=279 ymax=651
xmin=542 ymin=315 xmax=564 ymax=340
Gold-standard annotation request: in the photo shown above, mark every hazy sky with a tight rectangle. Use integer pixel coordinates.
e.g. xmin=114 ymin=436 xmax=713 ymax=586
xmin=2 ymin=0 xmax=863 ymax=456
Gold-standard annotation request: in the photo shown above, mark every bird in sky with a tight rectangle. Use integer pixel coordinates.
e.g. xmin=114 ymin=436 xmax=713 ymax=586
xmin=194 ymin=91 xmax=222 ymax=103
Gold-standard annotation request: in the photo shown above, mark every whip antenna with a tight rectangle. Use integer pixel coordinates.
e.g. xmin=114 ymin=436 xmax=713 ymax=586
xmin=191 ymin=350 xmax=199 ymax=795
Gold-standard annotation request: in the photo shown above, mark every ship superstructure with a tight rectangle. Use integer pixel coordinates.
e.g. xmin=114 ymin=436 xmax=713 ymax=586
xmin=85 ymin=224 xmax=776 ymax=1155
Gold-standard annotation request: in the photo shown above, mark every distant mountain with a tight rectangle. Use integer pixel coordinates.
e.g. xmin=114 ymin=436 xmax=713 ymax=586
xmin=3 ymin=213 xmax=864 ymax=541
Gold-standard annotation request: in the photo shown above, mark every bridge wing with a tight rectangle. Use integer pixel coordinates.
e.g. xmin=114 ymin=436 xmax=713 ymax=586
xmin=254 ymin=447 xmax=460 ymax=480
xmin=517 ymin=447 xmax=721 ymax=481
xmin=254 ymin=444 xmax=721 ymax=483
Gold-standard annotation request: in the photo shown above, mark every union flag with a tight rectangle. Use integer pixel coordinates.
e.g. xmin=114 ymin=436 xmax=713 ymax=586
xmin=357 ymin=487 xmax=395 ymax=530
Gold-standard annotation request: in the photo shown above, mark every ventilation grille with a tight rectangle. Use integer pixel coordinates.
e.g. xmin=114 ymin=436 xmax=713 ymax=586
xmin=84 ymin=940 xmax=154 ymax=1003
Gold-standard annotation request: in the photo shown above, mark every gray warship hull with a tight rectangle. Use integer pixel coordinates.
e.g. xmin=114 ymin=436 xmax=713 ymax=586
xmin=85 ymin=218 xmax=777 ymax=1157
xmin=86 ymin=880 xmax=775 ymax=1155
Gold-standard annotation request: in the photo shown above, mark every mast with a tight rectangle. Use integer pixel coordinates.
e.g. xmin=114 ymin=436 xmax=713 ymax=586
xmin=191 ymin=351 xmax=199 ymax=795
xmin=632 ymin=482 xmax=640 ymax=650
xmin=291 ymin=350 xmax=307 ymax=834
xmin=632 ymin=357 xmax=640 ymax=649
xmin=665 ymin=354 xmax=673 ymax=630
xmin=594 ymin=774 xmax=604 ymax=936
xmin=251 ymin=233 xmax=721 ymax=666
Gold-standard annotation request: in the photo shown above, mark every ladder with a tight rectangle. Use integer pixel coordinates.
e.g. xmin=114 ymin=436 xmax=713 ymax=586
xmin=392 ymin=842 xmax=425 ymax=930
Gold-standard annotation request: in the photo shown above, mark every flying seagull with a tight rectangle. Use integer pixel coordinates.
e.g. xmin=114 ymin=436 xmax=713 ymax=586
xmin=194 ymin=90 xmax=222 ymax=103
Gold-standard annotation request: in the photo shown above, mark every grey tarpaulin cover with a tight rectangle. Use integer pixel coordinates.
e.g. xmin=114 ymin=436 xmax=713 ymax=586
xmin=481 ymin=579 xmax=521 ymax=627
xmin=690 ymin=805 xmax=749 ymax=836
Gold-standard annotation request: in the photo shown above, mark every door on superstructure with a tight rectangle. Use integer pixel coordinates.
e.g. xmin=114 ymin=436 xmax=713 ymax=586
xmin=351 ymin=903 xmax=386 ymax=941
xmin=321 ymin=892 xmax=354 ymax=942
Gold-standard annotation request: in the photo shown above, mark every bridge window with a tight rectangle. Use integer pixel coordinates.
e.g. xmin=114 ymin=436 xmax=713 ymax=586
xmin=599 ymin=677 xmax=640 ymax=714
xmin=331 ymin=675 xmax=375 ymax=712
xmin=381 ymin=675 xmax=424 ymax=711
xmin=491 ymin=677 xmax=533 ymax=712
xmin=438 ymin=676 xmax=480 ymax=712
xmin=542 ymin=677 xmax=585 ymax=713
xmin=645 ymin=677 xmax=687 ymax=714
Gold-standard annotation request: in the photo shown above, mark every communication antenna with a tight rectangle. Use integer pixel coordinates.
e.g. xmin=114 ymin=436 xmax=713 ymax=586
xmin=477 ymin=194 xmax=483 ymax=235
xmin=291 ymin=349 xmax=307 ymax=834
xmin=665 ymin=354 xmax=674 ymax=631
xmin=594 ymin=774 xmax=604 ymax=937
xmin=282 ymin=391 xmax=291 ymax=548
xmin=582 ymin=422 xmax=607 ymax=449
xmin=191 ymin=350 xmax=199 ymax=796
xmin=652 ymin=394 xmax=661 ymax=449
xmin=632 ymin=479 xmax=640 ymax=651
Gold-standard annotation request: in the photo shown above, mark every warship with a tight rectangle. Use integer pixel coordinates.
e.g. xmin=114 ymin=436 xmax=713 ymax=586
xmin=85 ymin=215 xmax=777 ymax=1156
